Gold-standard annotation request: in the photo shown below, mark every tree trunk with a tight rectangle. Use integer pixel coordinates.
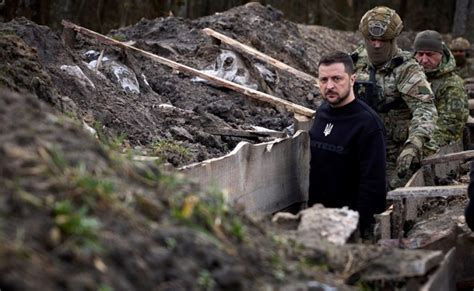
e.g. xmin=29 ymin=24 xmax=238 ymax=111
xmin=467 ymin=1 xmax=474 ymax=43
xmin=452 ymin=0 xmax=469 ymax=37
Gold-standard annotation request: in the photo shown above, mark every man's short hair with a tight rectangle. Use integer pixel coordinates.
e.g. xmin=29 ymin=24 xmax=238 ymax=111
xmin=318 ymin=51 xmax=354 ymax=75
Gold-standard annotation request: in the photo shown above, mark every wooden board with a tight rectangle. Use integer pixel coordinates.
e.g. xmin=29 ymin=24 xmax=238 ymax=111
xmin=61 ymin=20 xmax=315 ymax=118
xmin=388 ymin=185 xmax=467 ymax=200
xmin=179 ymin=130 xmax=310 ymax=214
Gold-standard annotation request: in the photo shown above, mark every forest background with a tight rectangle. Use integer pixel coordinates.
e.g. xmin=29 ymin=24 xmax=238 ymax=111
xmin=2 ymin=0 xmax=473 ymax=43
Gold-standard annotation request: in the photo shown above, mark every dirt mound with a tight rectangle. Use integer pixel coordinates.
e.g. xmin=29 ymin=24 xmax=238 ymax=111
xmin=0 ymin=89 xmax=339 ymax=290
xmin=0 ymin=3 xmax=359 ymax=167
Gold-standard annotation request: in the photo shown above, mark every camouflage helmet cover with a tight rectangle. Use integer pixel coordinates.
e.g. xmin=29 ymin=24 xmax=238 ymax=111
xmin=450 ymin=37 xmax=470 ymax=51
xmin=359 ymin=6 xmax=403 ymax=40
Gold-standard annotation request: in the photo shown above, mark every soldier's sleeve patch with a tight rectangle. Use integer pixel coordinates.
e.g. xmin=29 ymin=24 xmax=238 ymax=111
xmin=418 ymin=86 xmax=431 ymax=95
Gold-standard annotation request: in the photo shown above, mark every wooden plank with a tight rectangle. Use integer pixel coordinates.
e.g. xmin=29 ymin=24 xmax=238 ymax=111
xmin=421 ymin=150 xmax=474 ymax=166
xmin=61 ymin=20 xmax=315 ymax=118
xmin=179 ymin=131 xmax=310 ymax=214
xmin=206 ymin=127 xmax=287 ymax=138
xmin=388 ymin=185 xmax=467 ymax=200
xmin=202 ymin=28 xmax=319 ymax=85
xmin=405 ymin=168 xmax=425 ymax=187
xmin=391 ymin=200 xmax=405 ymax=239
xmin=374 ymin=206 xmax=392 ymax=240
xmin=293 ymin=113 xmax=314 ymax=132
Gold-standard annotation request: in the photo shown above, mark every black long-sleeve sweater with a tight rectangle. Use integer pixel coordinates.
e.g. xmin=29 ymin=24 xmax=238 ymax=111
xmin=308 ymin=98 xmax=387 ymax=229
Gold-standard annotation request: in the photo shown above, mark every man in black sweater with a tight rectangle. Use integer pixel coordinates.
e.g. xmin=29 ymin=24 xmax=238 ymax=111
xmin=309 ymin=51 xmax=387 ymax=238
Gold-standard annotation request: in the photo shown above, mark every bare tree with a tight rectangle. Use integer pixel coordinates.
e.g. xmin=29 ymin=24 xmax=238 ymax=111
xmin=452 ymin=0 xmax=469 ymax=36
xmin=467 ymin=1 xmax=474 ymax=42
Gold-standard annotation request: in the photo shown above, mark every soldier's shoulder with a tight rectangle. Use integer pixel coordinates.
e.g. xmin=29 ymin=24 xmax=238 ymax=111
xmin=394 ymin=50 xmax=420 ymax=70
xmin=446 ymin=72 xmax=465 ymax=84
xmin=395 ymin=59 xmax=425 ymax=80
xmin=442 ymin=73 xmax=466 ymax=91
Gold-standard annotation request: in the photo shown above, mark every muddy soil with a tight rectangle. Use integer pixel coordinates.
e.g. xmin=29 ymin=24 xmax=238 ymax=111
xmin=0 ymin=89 xmax=351 ymax=290
xmin=0 ymin=3 xmax=360 ymax=167
xmin=0 ymin=89 xmax=444 ymax=290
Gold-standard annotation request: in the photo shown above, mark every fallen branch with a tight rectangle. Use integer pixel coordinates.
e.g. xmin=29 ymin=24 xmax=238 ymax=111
xmin=202 ymin=28 xmax=319 ymax=85
xmin=61 ymin=20 xmax=315 ymax=118
xmin=421 ymin=150 xmax=474 ymax=166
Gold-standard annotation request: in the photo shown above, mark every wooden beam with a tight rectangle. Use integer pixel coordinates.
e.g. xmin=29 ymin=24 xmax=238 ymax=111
xmin=405 ymin=168 xmax=425 ymax=187
xmin=206 ymin=128 xmax=287 ymax=138
xmin=421 ymin=150 xmax=474 ymax=166
xmin=202 ymin=28 xmax=319 ymax=85
xmin=61 ymin=20 xmax=315 ymax=118
xmin=374 ymin=205 xmax=392 ymax=240
xmin=388 ymin=185 xmax=467 ymax=200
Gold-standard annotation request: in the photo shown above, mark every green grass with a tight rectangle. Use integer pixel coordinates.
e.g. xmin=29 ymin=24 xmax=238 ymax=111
xmin=110 ymin=34 xmax=127 ymax=42
xmin=197 ymin=269 xmax=216 ymax=291
xmin=151 ymin=139 xmax=191 ymax=164
xmin=53 ymin=200 xmax=102 ymax=252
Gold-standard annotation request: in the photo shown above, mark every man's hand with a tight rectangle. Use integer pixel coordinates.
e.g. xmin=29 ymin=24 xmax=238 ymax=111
xmin=396 ymin=143 xmax=421 ymax=178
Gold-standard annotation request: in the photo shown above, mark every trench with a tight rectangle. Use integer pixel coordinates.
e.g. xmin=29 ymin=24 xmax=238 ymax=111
xmin=177 ymin=126 xmax=474 ymax=289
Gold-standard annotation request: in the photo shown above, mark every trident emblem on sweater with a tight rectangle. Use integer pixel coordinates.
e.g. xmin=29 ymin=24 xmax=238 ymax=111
xmin=324 ymin=123 xmax=333 ymax=136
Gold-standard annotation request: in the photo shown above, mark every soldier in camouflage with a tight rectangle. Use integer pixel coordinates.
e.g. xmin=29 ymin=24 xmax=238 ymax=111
xmin=450 ymin=37 xmax=474 ymax=100
xmin=414 ymin=30 xmax=468 ymax=153
xmin=450 ymin=37 xmax=474 ymax=79
xmin=352 ymin=6 xmax=438 ymax=189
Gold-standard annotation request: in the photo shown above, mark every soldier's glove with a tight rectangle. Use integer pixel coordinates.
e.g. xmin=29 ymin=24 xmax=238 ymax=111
xmin=396 ymin=138 xmax=423 ymax=178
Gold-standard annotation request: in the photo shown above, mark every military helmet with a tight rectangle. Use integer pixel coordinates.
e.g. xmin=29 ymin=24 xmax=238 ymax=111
xmin=450 ymin=37 xmax=470 ymax=51
xmin=359 ymin=6 xmax=403 ymax=40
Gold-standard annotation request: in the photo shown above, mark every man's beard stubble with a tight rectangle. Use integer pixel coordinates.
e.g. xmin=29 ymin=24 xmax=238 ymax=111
xmin=324 ymin=86 xmax=351 ymax=106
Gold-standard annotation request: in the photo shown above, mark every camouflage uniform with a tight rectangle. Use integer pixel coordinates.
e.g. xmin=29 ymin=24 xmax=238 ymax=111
xmin=450 ymin=37 xmax=474 ymax=98
xmin=450 ymin=37 xmax=474 ymax=79
xmin=423 ymin=44 xmax=469 ymax=152
xmin=455 ymin=58 xmax=474 ymax=80
xmin=354 ymin=6 xmax=438 ymax=189
xmin=352 ymin=46 xmax=437 ymax=188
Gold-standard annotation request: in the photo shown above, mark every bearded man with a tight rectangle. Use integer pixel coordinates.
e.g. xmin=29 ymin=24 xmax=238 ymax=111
xmin=308 ymin=51 xmax=386 ymax=239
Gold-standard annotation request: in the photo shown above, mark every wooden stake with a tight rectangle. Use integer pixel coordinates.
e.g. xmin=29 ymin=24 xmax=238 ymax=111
xmin=202 ymin=28 xmax=319 ymax=86
xmin=95 ymin=49 xmax=105 ymax=71
xmin=61 ymin=20 xmax=316 ymax=118
xmin=421 ymin=150 xmax=474 ymax=166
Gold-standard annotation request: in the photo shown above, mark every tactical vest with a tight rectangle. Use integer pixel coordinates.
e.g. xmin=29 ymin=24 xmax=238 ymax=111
xmin=351 ymin=51 xmax=407 ymax=113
